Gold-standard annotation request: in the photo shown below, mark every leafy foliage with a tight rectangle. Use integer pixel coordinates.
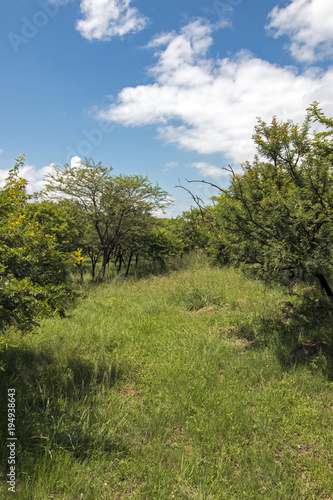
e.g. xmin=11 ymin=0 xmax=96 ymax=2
xmin=0 ymin=156 xmax=76 ymax=334
xmin=208 ymin=104 xmax=333 ymax=296
xmin=143 ymin=223 xmax=184 ymax=270
xmin=24 ymin=199 xmax=87 ymax=253
xmin=46 ymin=158 xmax=171 ymax=281
xmin=176 ymin=208 xmax=211 ymax=253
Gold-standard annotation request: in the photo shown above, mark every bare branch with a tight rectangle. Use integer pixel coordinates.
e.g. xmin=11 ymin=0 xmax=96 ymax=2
xmin=184 ymin=178 xmax=226 ymax=193
xmin=175 ymin=181 xmax=215 ymax=217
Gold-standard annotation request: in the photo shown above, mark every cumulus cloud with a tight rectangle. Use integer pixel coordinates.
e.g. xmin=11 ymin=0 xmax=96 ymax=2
xmin=96 ymin=18 xmax=333 ymax=164
xmin=266 ymin=0 xmax=333 ymax=63
xmin=0 ymin=170 xmax=8 ymax=185
xmin=191 ymin=162 xmax=227 ymax=179
xmin=76 ymin=0 xmax=148 ymax=40
xmin=70 ymin=156 xmax=82 ymax=168
xmin=163 ymin=161 xmax=178 ymax=172
xmin=0 ymin=164 xmax=55 ymax=194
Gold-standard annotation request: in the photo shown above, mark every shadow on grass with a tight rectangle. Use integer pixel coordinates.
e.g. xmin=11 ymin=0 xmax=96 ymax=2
xmin=237 ymin=293 xmax=333 ymax=380
xmin=0 ymin=345 xmax=128 ymax=478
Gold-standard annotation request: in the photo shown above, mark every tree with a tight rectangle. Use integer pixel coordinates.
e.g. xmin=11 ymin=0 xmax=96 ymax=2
xmin=209 ymin=104 xmax=333 ymax=296
xmin=24 ymin=199 xmax=91 ymax=282
xmin=177 ymin=208 xmax=212 ymax=253
xmin=0 ymin=156 xmax=76 ymax=334
xmin=82 ymin=220 xmax=103 ymax=281
xmin=23 ymin=199 xmax=87 ymax=254
xmin=182 ymin=104 xmax=333 ymax=298
xmin=143 ymin=222 xmax=184 ymax=270
xmin=46 ymin=158 xmax=170 ymax=281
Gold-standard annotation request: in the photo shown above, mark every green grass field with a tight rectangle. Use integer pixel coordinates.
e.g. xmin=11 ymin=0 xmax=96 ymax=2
xmin=1 ymin=256 xmax=333 ymax=499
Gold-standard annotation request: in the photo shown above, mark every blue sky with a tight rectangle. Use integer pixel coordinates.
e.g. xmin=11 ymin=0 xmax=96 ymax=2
xmin=1 ymin=0 xmax=333 ymax=215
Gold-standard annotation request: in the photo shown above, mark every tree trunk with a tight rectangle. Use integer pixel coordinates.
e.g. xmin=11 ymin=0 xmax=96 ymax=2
xmin=97 ymin=250 xmax=109 ymax=282
xmin=117 ymin=252 xmax=123 ymax=275
xmin=155 ymin=256 xmax=166 ymax=272
xmin=125 ymin=251 xmax=133 ymax=276
xmin=315 ymin=272 xmax=333 ymax=298
xmin=75 ymin=263 xmax=84 ymax=284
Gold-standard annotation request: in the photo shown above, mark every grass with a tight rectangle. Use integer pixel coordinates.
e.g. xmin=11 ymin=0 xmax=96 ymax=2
xmin=1 ymin=255 xmax=333 ymax=499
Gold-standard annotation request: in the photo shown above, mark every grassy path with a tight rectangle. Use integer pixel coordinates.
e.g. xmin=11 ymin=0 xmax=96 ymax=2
xmin=1 ymin=263 xmax=333 ymax=498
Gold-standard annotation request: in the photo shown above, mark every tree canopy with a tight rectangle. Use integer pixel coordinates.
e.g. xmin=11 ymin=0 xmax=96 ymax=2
xmin=186 ymin=103 xmax=333 ymax=297
xmin=46 ymin=158 xmax=171 ymax=281
xmin=0 ymin=156 xmax=76 ymax=334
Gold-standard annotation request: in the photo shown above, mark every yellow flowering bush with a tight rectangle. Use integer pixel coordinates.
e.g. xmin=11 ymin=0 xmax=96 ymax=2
xmin=0 ymin=156 xmax=77 ymax=334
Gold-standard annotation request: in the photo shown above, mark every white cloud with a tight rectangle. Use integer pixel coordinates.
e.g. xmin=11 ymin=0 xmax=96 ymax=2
xmin=76 ymin=0 xmax=148 ymax=40
xmin=165 ymin=161 xmax=178 ymax=168
xmin=70 ymin=156 xmax=82 ymax=168
xmin=163 ymin=161 xmax=178 ymax=172
xmin=191 ymin=162 xmax=227 ymax=179
xmin=152 ymin=194 xmax=175 ymax=218
xmin=0 ymin=164 xmax=54 ymax=194
xmin=266 ymin=0 xmax=333 ymax=63
xmin=0 ymin=149 xmax=3 ymax=155
xmin=0 ymin=170 xmax=8 ymax=185
xmin=96 ymin=19 xmax=333 ymax=164
xmin=146 ymin=32 xmax=177 ymax=49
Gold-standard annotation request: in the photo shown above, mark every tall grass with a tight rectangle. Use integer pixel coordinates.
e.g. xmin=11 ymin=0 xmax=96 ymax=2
xmin=1 ymin=257 xmax=332 ymax=499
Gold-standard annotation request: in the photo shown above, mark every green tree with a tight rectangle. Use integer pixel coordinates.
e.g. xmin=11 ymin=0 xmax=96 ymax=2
xmin=82 ymin=220 xmax=103 ymax=281
xmin=144 ymin=222 xmax=184 ymax=270
xmin=46 ymin=158 xmax=170 ymax=281
xmin=211 ymin=104 xmax=333 ymax=296
xmin=0 ymin=156 xmax=75 ymax=333
xmin=24 ymin=199 xmax=87 ymax=253
xmin=177 ymin=208 xmax=212 ymax=253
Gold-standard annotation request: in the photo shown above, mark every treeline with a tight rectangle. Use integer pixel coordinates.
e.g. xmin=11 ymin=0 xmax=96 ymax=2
xmin=0 ymin=158 xmax=186 ymax=336
xmin=1 ymin=102 xmax=333 ymax=338
xmin=180 ymin=102 xmax=333 ymax=298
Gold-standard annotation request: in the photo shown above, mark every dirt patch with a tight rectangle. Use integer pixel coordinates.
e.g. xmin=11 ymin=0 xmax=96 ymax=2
xmin=234 ymin=299 xmax=255 ymax=307
xmin=193 ymin=306 xmax=215 ymax=314
xmin=220 ymin=326 xmax=254 ymax=351
xmin=192 ymin=303 xmax=229 ymax=314
xmin=220 ymin=326 xmax=238 ymax=335
xmin=291 ymin=340 xmax=328 ymax=360
xmin=119 ymin=384 xmax=140 ymax=400
xmin=233 ymin=338 xmax=252 ymax=347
